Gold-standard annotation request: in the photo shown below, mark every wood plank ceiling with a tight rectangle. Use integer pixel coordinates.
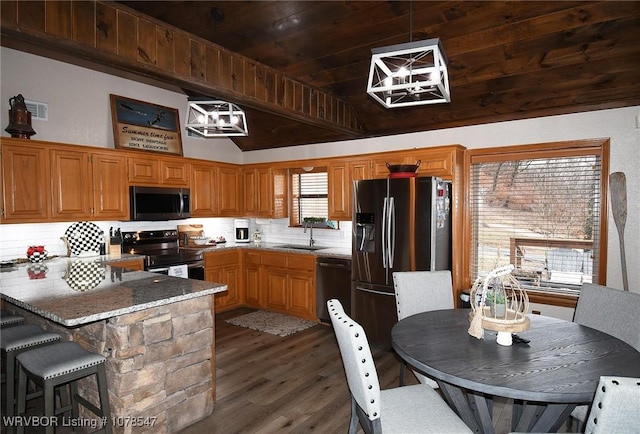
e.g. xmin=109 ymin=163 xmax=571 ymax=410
xmin=5 ymin=1 xmax=640 ymax=151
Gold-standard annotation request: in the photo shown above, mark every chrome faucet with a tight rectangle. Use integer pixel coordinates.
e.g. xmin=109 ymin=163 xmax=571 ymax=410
xmin=303 ymin=222 xmax=315 ymax=246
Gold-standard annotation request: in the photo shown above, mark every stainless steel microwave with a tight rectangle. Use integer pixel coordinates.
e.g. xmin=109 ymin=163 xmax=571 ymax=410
xmin=129 ymin=186 xmax=191 ymax=221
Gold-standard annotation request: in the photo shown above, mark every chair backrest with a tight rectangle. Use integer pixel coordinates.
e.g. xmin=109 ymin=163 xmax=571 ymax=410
xmin=327 ymin=298 xmax=381 ymax=422
xmin=585 ymin=376 xmax=640 ymax=433
xmin=574 ymin=283 xmax=640 ymax=351
xmin=392 ymin=270 xmax=454 ymax=320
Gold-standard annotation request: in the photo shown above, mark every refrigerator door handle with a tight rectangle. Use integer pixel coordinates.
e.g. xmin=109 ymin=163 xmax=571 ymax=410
xmin=388 ymin=196 xmax=395 ymax=268
xmin=382 ymin=197 xmax=388 ymax=268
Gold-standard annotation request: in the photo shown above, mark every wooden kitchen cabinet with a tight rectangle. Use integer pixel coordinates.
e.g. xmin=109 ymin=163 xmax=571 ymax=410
xmin=217 ymin=164 xmax=242 ymax=216
xmin=243 ymin=250 xmax=262 ymax=307
xmin=247 ymin=250 xmax=316 ymax=320
xmin=127 ymin=155 xmax=189 ymax=186
xmin=264 ymin=267 xmax=289 ymax=311
xmin=51 ymin=149 xmax=128 ymax=220
xmin=206 ymin=250 xmax=242 ymax=312
xmin=1 ymin=140 xmax=51 ymax=222
xmin=90 ymin=152 xmax=129 ymax=219
xmin=407 ymin=149 xmax=454 ymax=179
xmin=242 ymin=166 xmax=287 ymax=218
xmin=191 ymin=162 xmax=218 ymax=216
xmin=161 ymin=158 xmax=190 ymax=186
xmin=328 ymin=162 xmax=350 ymax=221
xmin=128 ymin=156 xmax=159 ymax=184
xmin=328 ymin=160 xmax=368 ymax=221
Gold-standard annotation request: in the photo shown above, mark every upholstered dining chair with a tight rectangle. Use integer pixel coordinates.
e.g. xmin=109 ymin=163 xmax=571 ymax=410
xmin=569 ymin=283 xmax=640 ymax=430
xmin=584 ymin=376 xmax=640 ymax=434
xmin=327 ymin=299 xmax=472 ymax=434
xmin=511 ymin=376 xmax=640 ymax=434
xmin=392 ymin=270 xmax=454 ymax=388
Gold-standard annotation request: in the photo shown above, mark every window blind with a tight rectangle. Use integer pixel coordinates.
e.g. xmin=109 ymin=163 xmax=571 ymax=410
xmin=470 ymin=152 xmax=602 ymax=295
xmin=291 ymin=171 xmax=329 ymax=226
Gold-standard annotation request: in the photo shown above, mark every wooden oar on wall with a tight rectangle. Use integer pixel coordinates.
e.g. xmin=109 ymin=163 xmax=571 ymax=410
xmin=609 ymin=172 xmax=628 ymax=291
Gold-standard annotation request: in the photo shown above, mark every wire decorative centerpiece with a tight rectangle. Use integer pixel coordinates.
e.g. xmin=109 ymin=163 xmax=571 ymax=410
xmin=468 ymin=264 xmax=530 ymax=346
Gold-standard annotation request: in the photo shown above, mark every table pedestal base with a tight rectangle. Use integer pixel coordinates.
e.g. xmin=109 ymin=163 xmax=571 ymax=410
xmin=438 ymin=381 xmax=576 ymax=434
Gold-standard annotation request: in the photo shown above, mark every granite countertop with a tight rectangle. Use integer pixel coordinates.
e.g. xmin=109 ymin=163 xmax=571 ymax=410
xmin=188 ymin=241 xmax=351 ymax=259
xmin=0 ymin=256 xmax=226 ymax=327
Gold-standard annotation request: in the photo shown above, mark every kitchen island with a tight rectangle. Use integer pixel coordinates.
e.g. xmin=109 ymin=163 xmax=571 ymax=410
xmin=0 ymin=257 xmax=227 ymax=433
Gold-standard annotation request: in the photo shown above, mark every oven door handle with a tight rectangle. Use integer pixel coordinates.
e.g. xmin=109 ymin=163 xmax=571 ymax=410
xmin=149 ymin=262 xmax=204 ymax=273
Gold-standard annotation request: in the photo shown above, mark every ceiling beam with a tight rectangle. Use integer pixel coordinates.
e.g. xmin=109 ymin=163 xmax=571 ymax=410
xmin=0 ymin=0 xmax=365 ymax=138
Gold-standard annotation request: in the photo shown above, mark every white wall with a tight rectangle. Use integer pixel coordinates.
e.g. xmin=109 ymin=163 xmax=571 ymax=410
xmin=1 ymin=47 xmax=638 ymax=292
xmin=0 ymin=48 xmax=242 ymax=164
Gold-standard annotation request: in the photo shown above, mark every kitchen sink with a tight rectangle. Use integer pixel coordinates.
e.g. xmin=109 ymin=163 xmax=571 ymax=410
xmin=275 ymin=244 xmax=328 ymax=251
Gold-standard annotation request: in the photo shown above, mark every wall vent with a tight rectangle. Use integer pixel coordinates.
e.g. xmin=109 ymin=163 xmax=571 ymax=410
xmin=25 ymin=100 xmax=48 ymax=121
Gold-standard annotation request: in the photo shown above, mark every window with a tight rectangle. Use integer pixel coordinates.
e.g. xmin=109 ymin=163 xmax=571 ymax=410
xmin=290 ymin=168 xmax=336 ymax=228
xmin=468 ymin=139 xmax=609 ymax=298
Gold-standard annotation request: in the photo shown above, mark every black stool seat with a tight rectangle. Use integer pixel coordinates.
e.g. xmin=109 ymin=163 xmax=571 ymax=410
xmin=1 ymin=324 xmax=61 ymax=433
xmin=0 ymin=309 xmax=24 ymax=328
xmin=16 ymin=341 xmax=112 ymax=434
xmin=1 ymin=325 xmax=60 ymax=352
xmin=17 ymin=341 xmax=105 ymax=380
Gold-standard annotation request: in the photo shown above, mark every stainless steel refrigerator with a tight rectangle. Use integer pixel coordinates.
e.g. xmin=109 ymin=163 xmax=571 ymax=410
xmin=351 ymin=176 xmax=451 ymax=347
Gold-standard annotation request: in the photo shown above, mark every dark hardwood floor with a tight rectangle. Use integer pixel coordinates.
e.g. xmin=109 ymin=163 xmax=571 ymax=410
xmin=3 ymin=307 xmax=567 ymax=433
xmin=179 ymin=308 xmax=524 ymax=434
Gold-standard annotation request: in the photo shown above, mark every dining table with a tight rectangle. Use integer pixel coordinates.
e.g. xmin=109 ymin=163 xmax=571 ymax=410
xmin=391 ymin=308 xmax=640 ymax=434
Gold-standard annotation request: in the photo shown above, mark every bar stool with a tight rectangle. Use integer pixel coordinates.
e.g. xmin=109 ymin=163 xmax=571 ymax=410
xmin=0 ymin=309 xmax=24 ymax=328
xmin=1 ymin=324 xmax=61 ymax=431
xmin=15 ymin=341 xmax=112 ymax=434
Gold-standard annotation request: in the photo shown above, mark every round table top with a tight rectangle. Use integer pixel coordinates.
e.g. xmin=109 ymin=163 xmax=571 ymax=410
xmin=391 ymin=309 xmax=640 ymax=403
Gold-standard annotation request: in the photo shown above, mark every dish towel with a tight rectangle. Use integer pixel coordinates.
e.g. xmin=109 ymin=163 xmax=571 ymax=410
xmin=168 ymin=265 xmax=188 ymax=278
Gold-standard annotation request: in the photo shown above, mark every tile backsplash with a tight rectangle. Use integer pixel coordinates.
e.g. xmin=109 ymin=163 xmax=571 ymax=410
xmin=0 ymin=218 xmax=351 ymax=261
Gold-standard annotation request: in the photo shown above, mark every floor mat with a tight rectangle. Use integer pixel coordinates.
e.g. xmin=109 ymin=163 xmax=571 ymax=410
xmin=225 ymin=310 xmax=317 ymax=337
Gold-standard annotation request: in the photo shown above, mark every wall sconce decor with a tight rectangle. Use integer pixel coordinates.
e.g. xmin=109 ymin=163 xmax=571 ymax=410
xmin=186 ymin=100 xmax=248 ymax=137
xmin=5 ymin=94 xmax=36 ymax=138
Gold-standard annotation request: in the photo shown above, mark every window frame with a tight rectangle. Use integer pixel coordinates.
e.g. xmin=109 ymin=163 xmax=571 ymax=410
xmin=464 ymin=138 xmax=610 ymax=307
xmin=289 ymin=167 xmax=333 ymax=228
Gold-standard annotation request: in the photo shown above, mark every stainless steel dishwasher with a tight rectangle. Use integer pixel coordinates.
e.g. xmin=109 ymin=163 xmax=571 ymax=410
xmin=316 ymin=256 xmax=352 ymax=323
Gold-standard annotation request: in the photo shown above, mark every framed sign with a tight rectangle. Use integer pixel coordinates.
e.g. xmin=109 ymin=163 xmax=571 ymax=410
xmin=110 ymin=94 xmax=183 ymax=156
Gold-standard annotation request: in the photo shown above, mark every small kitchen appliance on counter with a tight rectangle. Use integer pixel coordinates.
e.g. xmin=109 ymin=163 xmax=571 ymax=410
xmin=234 ymin=219 xmax=250 ymax=243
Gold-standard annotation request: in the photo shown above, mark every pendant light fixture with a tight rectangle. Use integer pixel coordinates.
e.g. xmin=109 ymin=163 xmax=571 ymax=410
xmin=186 ymin=99 xmax=248 ymax=137
xmin=367 ymin=2 xmax=450 ymax=108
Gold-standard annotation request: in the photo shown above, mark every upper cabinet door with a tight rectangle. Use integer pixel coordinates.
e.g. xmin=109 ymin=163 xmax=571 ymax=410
xmin=51 ymin=149 xmax=93 ymax=219
xmin=191 ymin=163 xmax=218 ymax=216
xmin=243 ymin=166 xmax=287 ymax=218
xmin=161 ymin=158 xmax=190 ymax=186
xmin=50 ymin=150 xmax=128 ymax=220
xmin=92 ymin=152 xmax=128 ymax=219
xmin=1 ymin=141 xmax=51 ymax=222
xmin=328 ymin=162 xmax=350 ymax=221
xmin=128 ymin=156 xmax=160 ymax=184
xmin=218 ymin=164 xmax=242 ymax=216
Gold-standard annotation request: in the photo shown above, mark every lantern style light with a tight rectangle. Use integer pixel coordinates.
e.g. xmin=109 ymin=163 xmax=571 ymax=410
xmin=186 ymin=100 xmax=248 ymax=137
xmin=367 ymin=38 xmax=450 ymax=109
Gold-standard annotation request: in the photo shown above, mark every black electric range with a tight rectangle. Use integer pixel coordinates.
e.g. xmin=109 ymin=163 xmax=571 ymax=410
xmin=121 ymin=230 xmax=205 ymax=279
